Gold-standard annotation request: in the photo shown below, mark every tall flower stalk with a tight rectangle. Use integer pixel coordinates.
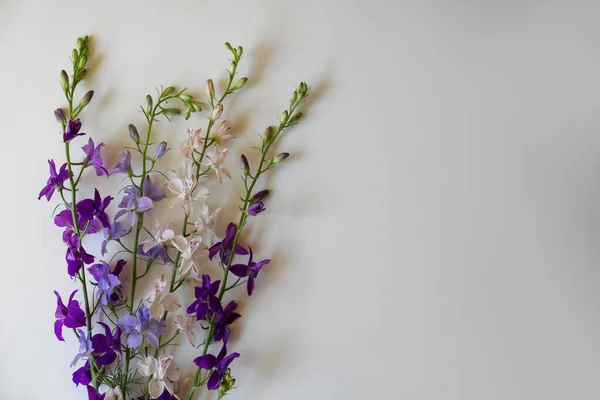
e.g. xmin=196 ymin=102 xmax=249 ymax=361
xmin=40 ymin=36 xmax=308 ymax=400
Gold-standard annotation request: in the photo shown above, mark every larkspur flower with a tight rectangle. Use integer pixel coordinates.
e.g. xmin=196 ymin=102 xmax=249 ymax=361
xmin=187 ymin=274 xmax=220 ymax=321
xmin=55 ymin=208 xmax=101 ymax=235
xmin=110 ymin=151 xmax=132 ymax=175
xmin=63 ymin=119 xmax=86 ymax=142
xmin=179 ymin=127 xmax=203 ymax=157
xmin=171 ymin=235 xmax=202 ymax=277
xmin=115 ymin=186 xmax=154 ymax=226
xmin=117 ymin=304 xmax=167 ymax=348
xmin=174 ymin=314 xmax=196 ymax=346
xmin=71 ymin=329 xmax=93 ymax=367
xmin=53 ymin=290 xmax=86 ymax=341
xmin=194 ymin=203 xmax=220 ymax=246
xmin=213 ymin=300 xmax=241 ymax=343
xmin=138 ymin=355 xmax=181 ymax=399
xmin=145 ymin=275 xmax=181 ymax=319
xmin=211 ymin=121 xmax=233 ymax=146
xmin=54 ymin=108 xmax=66 ymax=124
xmin=247 ymin=201 xmax=265 ymax=216
xmin=62 ymin=229 xmax=95 ymax=277
xmin=91 ymin=322 xmax=122 ymax=366
xmin=38 ymin=160 xmax=70 ymax=201
xmin=143 ymin=175 xmax=167 ymax=203
xmin=137 ymin=244 xmax=169 ymax=264
xmin=101 ymin=220 xmax=129 ymax=255
xmin=86 ymin=385 xmax=105 ymax=400
xmin=77 ymin=189 xmax=113 ymax=229
xmin=167 ymin=161 xmax=208 ymax=214
xmin=141 ymin=221 xmax=174 ymax=253
xmin=72 ymin=360 xmax=92 ymax=386
xmin=208 ymin=223 xmax=248 ymax=264
xmin=82 ymin=138 xmax=108 ymax=176
xmin=88 ymin=261 xmax=122 ymax=306
xmin=104 ymin=387 xmax=123 ymax=400
xmin=230 ymin=248 xmax=270 ymax=296
xmin=193 ymin=344 xmax=240 ymax=390
xmin=203 ymin=147 xmax=230 ymax=183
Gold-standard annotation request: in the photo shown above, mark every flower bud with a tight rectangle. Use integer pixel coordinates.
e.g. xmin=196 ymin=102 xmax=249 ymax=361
xmin=232 ymin=77 xmax=247 ymax=91
xmin=289 ymin=112 xmax=302 ymax=124
xmin=272 ymin=152 xmax=289 ymax=164
xmin=225 ymin=42 xmax=234 ymax=52
xmin=60 ymin=70 xmax=69 ymax=90
xmin=211 ymin=104 xmax=224 ymax=120
xmin=163 ymin=108 xmax=181 ymax=115
xmin=79 ymin=90 xmax=94 ymax=107
xmin=240 ymin=154 xmax=250 ymax=175
xmin=77 ymin=55 xmax=88 ymax=70
xmin=145 ymin=95 xmax=153 ymax=112
xmin=250 ymin=189 xmax=269 ymax=203
xmin=128 ymin=124 xmax=140 ymax=143
xmin=227 ymin=62 xmax=236 ymax=76
xmin=207 ymin=79 xmax=215 ymax=99
xmin=54 ymin=108 xmax=66 ymax=124
xmin=162 ymin=86 xmax=175 ymax=97
xmin=72 ymin=49 xmax=79 ymax=63
xmin=179 ymin=94 xmax=193 ymax=102
xmin=264 ymin=126 xmax=275 ymax=141
xmin=279 ymin=110 xmax=289 ymax=124
xmin=291 ymin=91 xmax=298 ymax=105
xmin=237 ymin=46 xmax=243 ymax=57
xmin=154 ymin=141 xmax=170 ymax=159
xmin=297 ymin=82 xmax=308 ymax=98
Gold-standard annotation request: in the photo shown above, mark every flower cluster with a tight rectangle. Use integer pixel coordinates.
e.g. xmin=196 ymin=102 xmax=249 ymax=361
xmin=40 ymin=36 xmax=308 ymax=400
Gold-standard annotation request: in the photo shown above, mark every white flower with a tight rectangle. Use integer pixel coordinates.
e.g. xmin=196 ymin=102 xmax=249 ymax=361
xmin=211 ymin=121 xmax=232 ymax=146
xmin=175 ymin=314 xmax=196 ymax=346
xmin=194 ymin=203 xmax=220 ymax=245
xmin=144 ymin=275 xmax=181 ymax=319
xmin=105 ymin=387 xmax=123 ymax=400
xmin=171 ymin=235 xmax=203 ymax=276
xmin=138 ymin=355 xmax=181 ymax=399
xmin=204 ymin=147 xmax=230 ymax=183
xmin=167 ymin=161 xmax=209 ymax=214
xmin=140 ymin=221 xmax=175 ymax=253
xmin=179 ymin=127 xmax=203 ymax=157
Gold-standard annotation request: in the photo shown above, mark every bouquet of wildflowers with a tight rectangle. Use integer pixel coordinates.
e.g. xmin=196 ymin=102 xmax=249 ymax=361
xmin=40 ymin=36 xmax=308 ymax=400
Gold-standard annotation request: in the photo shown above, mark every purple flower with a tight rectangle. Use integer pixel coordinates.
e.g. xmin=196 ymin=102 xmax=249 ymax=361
xmin=88 ymin=261 xmax=122 ymax=306
xmin=54 ymin=108 xmax=66 ymax=124
xmin=153 ymin=141 xmax=170 ymax=159
xmin=247 ymin=201 xmax=265 ymax=216
xmin=137 ymin=244 xmax=169 ymax=264
xmin=71 ymin=329 xmax=93 ymax=367
xmin=54 ymin=209 xmax=101 ymax=235
xmin=91 ymin=322 xmax=122 ymax=366
xmin=117 ymin=304 xmax=166 ymax=348
xmin=38 ymin=160 xmax=70 ymax=201
xmin=72 ymin=361 xmax=92 ymax=386
xmin=115 ymin=186 xmax=154 ymax=226
xmin=77 ymin=189 xmax=113 ymax=229
xmin=63 ymin=119 xmax=86 ymax=142
xmin=111 ymin=150 xmax=132 ymax=175
xmin=230 ymin=248 xmax=270 ymax=296
xmin=208 ymin=223 xmax=248 ymax=264
xmin=187 ymin=274 xmax=221 ymax=321
xmin=193 ymin=344 xmax=240 ymax=390
xmin=101 ymin=220 xmax=129 ymax=255
xmin=86 ymin=385 xmax=105 ymax=400
xmin=213 ymin=301 xmax=241 ymax=343
xmin=62 ymin=229 xmax=95 ymax=277
xmin=54 ymin=290 xmax=86 ymax=341
xmin=82 ymin=138 xmax=108 ymax=176
xmin=143 ymin=175 xmax=166 ymax=202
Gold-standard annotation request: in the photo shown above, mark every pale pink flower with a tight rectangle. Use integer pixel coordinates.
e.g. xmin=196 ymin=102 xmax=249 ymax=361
xmin=179 ymin=127 xmax=203 ymax=157
xmin=140 ymin=221 xmax=175 ymax=253
xmin=175 ymin=314 xmax=196 ymax=347
xmin=171 ymin=235 xmax=203 ymax=276
xmin=203 ymin=147 xmax=230 ymax=183
xmin=194 ymin=203 xmax=220 ymax=245
xmin=167 ymin=161 xmax=209 ymax=214
xmin=138 ymin=355 xmax=180 ymax=399
xmin=211 ymin=121 xmax=232 ymax=146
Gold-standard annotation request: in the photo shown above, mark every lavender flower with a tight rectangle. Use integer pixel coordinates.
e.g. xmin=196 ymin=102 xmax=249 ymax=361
xmin=53 ymin=290 xmax=86 ymax=341
xmin=91 ymin=322 xmax=122 ymax=366
xmin=118 ymin=304 xmax=167 ymax=348
xmin=77 ymin=189 xmax=113 ymax=229
xmin=82 ymin=138 xmax=108 ymax=176
xmin=213 ymin=301 xmax=241 ymax=343
xmin=137 ymin=244 xmax=169 ymax=264
xmin=153 ymin=141 xmax=170 ymax=159
xmin=63 ymin=119 xmax=86 ymax=142
xmin=193 ymin=344 xmax=240 ymax=390
xmin=247 ymin=201 xmax=265 ymax=216
xmin=111 ymin=151 xmax=132 ymax=175
xmin=38 ymin=160 xmax=70 ymax=201
xmin=88 ymin=261 xmax=122 ymax=306
xmin=143 ymin=175 xmax=166 ymax=202
xmin=208 ymin=223 xmax=248 ymax=264
xmin=101 ymin=220 xmax=129 ymax=255
xmin=115 ymin=186 xmax=154 ymax=226
xmin=71 ymin=329 xmax=93 ymax=367
xmin=54 ymin=108 xmax=66 ymax=124
xmin=230 ymin=248 xmax=270 ymax=296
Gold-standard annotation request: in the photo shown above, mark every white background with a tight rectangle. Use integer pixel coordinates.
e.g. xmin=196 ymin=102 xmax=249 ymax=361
xmin=1 ymin=1 xmax=600 ymax=399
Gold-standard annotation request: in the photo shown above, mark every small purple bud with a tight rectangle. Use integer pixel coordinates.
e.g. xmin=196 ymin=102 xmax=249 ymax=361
xmin=79 ymin=90 xmax=94 ymax=107
xmin=264 ymin=126 xmax=275 ymax=142
xmin=240 ymin=154 xmax=249 ymax=175
xmin=248 ymin=202 xmax=265 ymax=216
xmin=271 ymin=152 xmax=289 ymax=165
xmin=128 ymin=124 xmax=140 ymax=144
xmin=54 ymin=108 xmax=66 ymax=124
xmin=250 ymin=189 xmax=269 ymax=203
xmin=154 ymin=141 xmax=170 ymax=159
